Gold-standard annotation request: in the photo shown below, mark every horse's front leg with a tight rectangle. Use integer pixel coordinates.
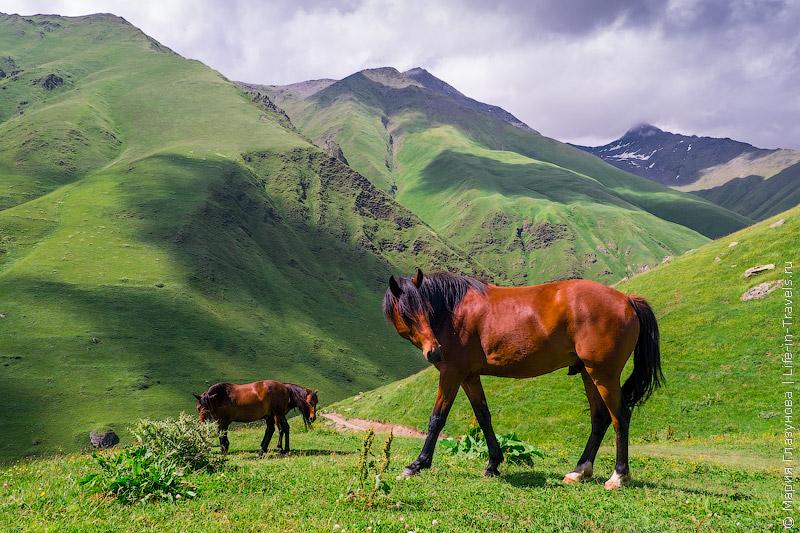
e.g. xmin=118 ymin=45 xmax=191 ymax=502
xmin=402 ymin=369 xmax=462 ymax=477
xmin=218 ymin=421 xmax=230 ymax=455
xmin=462 ymin=375 xmax=503 ymax=477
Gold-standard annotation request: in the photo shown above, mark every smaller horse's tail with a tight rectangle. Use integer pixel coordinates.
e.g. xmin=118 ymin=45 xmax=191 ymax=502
xmin=623 ymin=295 xmax=664 ymax=409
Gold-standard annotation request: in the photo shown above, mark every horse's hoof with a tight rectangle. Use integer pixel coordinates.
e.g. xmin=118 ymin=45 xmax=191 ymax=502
xmin=401 ymin=466 xmax=420 ymax=478
xmin=256 ymin=450 xmax=264 ymax=458
xmin=484 ymin=466 xmax=500 ymax=477
xmin=603 ymin=471 xmax=631 ymax=490
xmin=563 ymin=467 xmax=592 ymax=484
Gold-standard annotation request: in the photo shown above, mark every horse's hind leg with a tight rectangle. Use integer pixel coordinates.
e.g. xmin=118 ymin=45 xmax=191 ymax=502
xmin=564 ymin=369 xmax=611 ymax=484
xmin=585 ymin=366 xmax=631 ymax=490
xmin=258 ymin=417 xmax=275 ymax=457
xmin=278 ymin=415 xmax=290 ymax=454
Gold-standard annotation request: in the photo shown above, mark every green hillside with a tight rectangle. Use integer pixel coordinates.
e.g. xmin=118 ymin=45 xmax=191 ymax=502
xmin=335 ymin=206 xmax=794 ymax=459
xmin=693 ymin=162 xmax=800 ymax=220
xmin=264 ymin=68 xmax=751 ymax=284
xmin=0 ymin=13 xmax=481 ymax=461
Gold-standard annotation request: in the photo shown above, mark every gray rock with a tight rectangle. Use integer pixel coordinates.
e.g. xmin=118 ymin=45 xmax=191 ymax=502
xmin=741 ymin=281 xmax=782 ymax=301
xmin=90 ymin=429 xmax=119 ymax=449
xmin=770 ymin=218 xmax=786 ymax=228
xmin=744 ymin=264 xmax=775 ymax=278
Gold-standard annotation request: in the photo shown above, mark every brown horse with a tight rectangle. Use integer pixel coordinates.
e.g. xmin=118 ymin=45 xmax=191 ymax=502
xmin=384 ymin=269 xmax=662 ymax=489
xmin=193 ymin=381 xmax=318 ymax=456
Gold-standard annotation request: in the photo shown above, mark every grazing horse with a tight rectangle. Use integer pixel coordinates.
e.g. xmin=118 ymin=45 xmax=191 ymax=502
xmin=384 ymin=269 xmax=662 ymax=489
xmin=193 ymin=381 xmax=318 ymax=456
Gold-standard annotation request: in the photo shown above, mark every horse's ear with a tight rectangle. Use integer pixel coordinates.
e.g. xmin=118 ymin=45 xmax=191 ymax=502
xmin=193 ymin=393 xmax=201 ymax=400
xmin=389 ymin=275 xmax=403 ymax=298
xmin=412 ymin=268 xmax=424 ymax=288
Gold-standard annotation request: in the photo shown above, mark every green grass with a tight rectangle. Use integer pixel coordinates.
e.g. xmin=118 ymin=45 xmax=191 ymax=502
xmin=0 ymin=13 xmax=480 ymax=461
xmin=0 ymin=423 xmax=781 ymax=531
xmin=267 ymin=68 xmax=751 ymax=284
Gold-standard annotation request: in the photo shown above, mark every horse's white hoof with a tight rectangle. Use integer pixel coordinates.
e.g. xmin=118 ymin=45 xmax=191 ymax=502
xmin=563 ymin=467 xmax=592 ymax=484
xmin=603 ymin=471 xmax=630 ymax=490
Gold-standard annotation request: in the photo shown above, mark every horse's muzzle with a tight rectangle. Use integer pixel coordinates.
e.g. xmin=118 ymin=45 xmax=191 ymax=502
xmin=425 ymin=346 xmax=443 ymax=364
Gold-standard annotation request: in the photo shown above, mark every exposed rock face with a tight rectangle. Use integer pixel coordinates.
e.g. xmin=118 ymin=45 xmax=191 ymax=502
xmin=33 ymin=73 xmax=63 ymax=90
xmin=516 ymin=221 xmax=571 ymax=251
xmin=90 ymin=429 xmax=119 ymax=449
xmin=744 ymin=264 xmax=775 ymax=278
xmin=576 ymin=123 xmax=773 ymax=186
xmin=321 ymin=137 xmax=348 ymax=165
xmin=741 ymin=281 xmax=782 ymax=301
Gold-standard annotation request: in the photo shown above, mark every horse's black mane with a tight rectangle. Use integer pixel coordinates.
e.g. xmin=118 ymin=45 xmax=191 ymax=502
xmin=285 ymin=383 xmax=313 ymax=428
xmin=198 ymin=383 xmax=231 ymax=420
xmin=383 ymin=271 xmax=487 ymax=330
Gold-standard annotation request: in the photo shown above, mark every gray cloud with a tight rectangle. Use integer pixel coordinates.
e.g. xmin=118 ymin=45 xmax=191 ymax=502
xmin=1 ymin=0 xmax=798 ymax=148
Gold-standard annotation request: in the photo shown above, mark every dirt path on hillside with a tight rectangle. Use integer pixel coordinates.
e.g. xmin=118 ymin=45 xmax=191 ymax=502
xmin=321 ymin=412 xmax=440 ymax=439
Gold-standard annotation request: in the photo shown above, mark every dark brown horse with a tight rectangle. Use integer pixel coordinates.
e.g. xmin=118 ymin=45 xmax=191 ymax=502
xmin=193 ymin=381 xmax=318 ymax=456
xmin=384 ymin=269 xmax=662 ymax=489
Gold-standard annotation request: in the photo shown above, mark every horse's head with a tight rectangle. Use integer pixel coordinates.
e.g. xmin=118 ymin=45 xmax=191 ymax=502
xmin=383 ymin=268 xmax=444 ymax=364
xmin=305 ymin=388 xmax=319 ymax=423
xmin=193 ymin=393 xmax=211 ymax=423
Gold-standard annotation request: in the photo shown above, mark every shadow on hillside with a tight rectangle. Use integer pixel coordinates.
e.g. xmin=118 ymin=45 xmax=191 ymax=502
xmin=416 ymin=150 xmax=631 ymax=208
xmin=230 ymin=448 xmax=356 ymax=462
xmin=501 ymin=470 xmax=552 ymax=488
xmin=503 ymin=469 xmax=745 ymax=499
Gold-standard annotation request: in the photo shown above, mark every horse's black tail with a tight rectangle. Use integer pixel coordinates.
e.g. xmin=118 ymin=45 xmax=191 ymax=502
xmin=622 ymin=295 xmax=664 ymax=409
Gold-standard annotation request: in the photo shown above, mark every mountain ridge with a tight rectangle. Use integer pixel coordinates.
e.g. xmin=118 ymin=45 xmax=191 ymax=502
xmin=577 ymin=122 xmax=800 ymax=191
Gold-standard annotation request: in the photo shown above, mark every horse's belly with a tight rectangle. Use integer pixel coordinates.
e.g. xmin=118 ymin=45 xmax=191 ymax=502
xmin=484 ymin=348 xmax=574 ymax=378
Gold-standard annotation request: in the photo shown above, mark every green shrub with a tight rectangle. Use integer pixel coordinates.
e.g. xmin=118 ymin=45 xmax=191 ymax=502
xmin=79 ymin=446 xmax=197 ymax=504
xmin=440 ymin=425 xmax=544 ymax=465
xmin=132 ymin=412 xmax=223 ymax=472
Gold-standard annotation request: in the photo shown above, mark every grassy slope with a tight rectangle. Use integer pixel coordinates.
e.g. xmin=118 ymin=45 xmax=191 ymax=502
xmin=693 ymin=162 xmax=800 ymax=220
xmin=268 ymin=70 xmax=750 ymax=284
xmin=0 ymin=425 xmax=779 ymax=531
xmin=335 ymin=206 xmax=795 ymax=468
xmin=0 ymin=14 xmax=479 ymax=461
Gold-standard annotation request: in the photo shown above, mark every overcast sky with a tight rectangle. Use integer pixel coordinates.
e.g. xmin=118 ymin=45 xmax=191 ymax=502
xmin=2 ymin=0 xmax=799 ymax=148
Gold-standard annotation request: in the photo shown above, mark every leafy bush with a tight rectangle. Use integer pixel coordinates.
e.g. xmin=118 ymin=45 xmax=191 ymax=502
xmin=342 ymin=429 xmax=393 ymax=507
xmin=80 ymin=414 xmax=223 ymax=504
xmin=440 ymin=425 xmax=544 ymax=465
xmin=132 ymin=412 xmax=223 ymax=472
xmin=80 ymin=446 xmax=197 ymax=504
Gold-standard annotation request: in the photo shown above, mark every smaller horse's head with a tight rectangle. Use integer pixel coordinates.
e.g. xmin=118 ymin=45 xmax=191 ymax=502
xmin=193 ymin=393 xmax=211 ymax=423
xmin=305 ymin=388 xmax=319 ymax=423
xmin=383 ymin=268 xmax=444 ymax=364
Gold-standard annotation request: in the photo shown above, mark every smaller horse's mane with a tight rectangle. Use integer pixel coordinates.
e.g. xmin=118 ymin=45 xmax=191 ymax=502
xmin=383 ymin=271 xmax=487 ymax=330
xmin=285 ymin=383 xmax=313 ymax=428
xmin=199 ymin=383 xmax=231 ymax=421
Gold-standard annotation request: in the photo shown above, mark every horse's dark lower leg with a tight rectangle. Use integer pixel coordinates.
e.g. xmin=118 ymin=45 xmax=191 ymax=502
xmin=278 ymin=416 xmax=290 ymax=454
xmin=462 ymin=375 xmax=503 ymax=476
xmin=402 ymin=372 xmax=461 ymax=477
xmin=613 ymin=403 xmax=631 ymax=478
xmin=565 ymin=370 xmax=611 ymax=483
xmin=218 ymin=422 xmax=230 ymax=455
xmin=258 ymin=419 xmax=275 ymax=457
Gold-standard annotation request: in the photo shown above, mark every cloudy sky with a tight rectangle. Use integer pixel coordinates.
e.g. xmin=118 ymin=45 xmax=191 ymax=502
xmin=2 ymin=0 xmax=799 ymax=148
